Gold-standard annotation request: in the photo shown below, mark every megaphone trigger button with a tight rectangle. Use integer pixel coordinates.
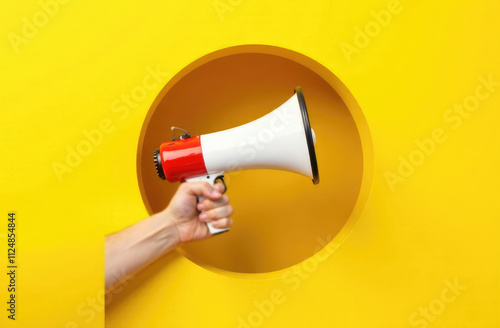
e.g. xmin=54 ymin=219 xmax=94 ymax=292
xmin=215 ymin=176 xmax=227 ymax=194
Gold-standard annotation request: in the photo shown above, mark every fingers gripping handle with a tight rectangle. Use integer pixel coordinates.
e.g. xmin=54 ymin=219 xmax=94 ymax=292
xmin=185 ymin=172 xmax=229 ymax=235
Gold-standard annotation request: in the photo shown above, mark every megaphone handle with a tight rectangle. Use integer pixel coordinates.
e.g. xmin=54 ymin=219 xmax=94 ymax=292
xmin=185 ymin=172 xmax=229 ymax=235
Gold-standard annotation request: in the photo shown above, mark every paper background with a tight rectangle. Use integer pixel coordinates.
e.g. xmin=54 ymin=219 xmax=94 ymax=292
xmin=1 ymin=0 xmax=499 ymax=327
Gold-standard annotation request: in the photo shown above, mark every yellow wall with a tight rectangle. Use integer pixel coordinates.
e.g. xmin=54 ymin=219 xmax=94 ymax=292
xmin=1 ymin=0 xmax=499 ymax=327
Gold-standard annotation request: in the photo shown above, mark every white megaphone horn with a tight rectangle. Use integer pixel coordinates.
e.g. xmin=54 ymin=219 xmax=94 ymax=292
xmin=154 ymin=87 xmax=319 ymax=234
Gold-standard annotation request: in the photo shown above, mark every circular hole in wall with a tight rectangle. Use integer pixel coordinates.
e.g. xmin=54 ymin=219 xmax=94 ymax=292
xmin=137 ymin=45 xmax=372 ymax=276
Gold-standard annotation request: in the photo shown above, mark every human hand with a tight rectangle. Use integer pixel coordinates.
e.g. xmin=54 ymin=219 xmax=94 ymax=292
xmin=162 ymin=181 xmax=233 ymax=244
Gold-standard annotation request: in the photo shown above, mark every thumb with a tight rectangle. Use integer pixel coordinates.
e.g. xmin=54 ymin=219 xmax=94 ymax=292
xmin=180 ymin=181 xmax=222 ymax=200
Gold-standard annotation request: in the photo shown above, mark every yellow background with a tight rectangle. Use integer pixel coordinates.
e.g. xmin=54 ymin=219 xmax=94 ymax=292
xmin=1 ymin=0 xmax=499 ymax=327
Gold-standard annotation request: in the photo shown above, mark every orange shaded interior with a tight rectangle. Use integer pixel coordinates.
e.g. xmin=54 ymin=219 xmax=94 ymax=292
xmin=137 ymin=50 xmax=363 ymax=274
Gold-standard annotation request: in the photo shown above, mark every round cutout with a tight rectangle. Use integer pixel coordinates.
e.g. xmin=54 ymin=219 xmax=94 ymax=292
xmin=137 ymin=45 xmax=372 ymax=276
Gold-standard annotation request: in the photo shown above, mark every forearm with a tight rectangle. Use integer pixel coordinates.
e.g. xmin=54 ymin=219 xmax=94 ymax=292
xmin=105 ymin=212 xmax=180 ymax=290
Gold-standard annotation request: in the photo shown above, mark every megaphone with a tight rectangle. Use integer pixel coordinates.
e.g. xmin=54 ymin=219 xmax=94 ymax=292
xmin=153 ymin=86 xmax=319 ymax=234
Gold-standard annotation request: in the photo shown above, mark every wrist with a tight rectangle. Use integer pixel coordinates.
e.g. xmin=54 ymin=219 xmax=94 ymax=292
xmin=148 ymin=211 xmax=182 ymax=252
